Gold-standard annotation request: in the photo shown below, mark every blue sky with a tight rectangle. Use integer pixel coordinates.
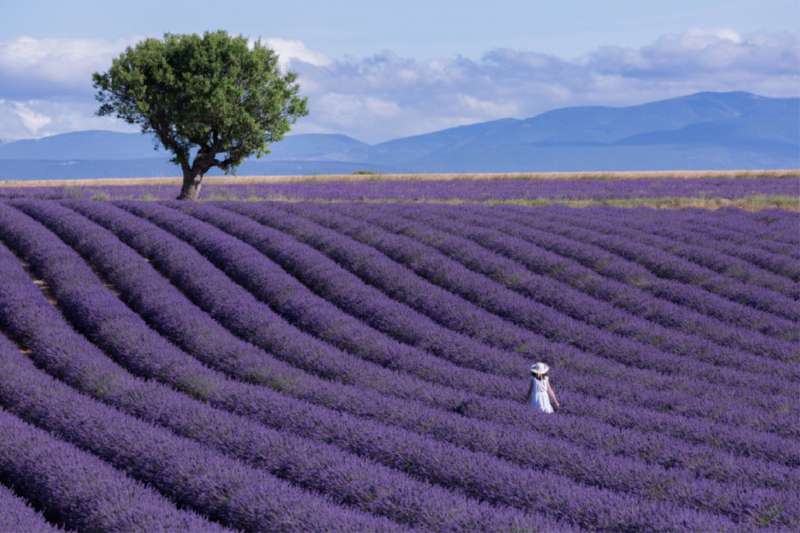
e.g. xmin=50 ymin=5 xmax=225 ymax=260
xmin=0 ymin=0 xmax=797 ymax=143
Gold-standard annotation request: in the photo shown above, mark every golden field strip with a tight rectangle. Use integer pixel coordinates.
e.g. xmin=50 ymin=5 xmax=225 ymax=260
xmin=1 ymin=169 xmax=798 ymax=189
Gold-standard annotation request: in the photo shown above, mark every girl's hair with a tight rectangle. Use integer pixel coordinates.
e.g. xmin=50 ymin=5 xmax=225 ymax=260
xmin=531 ymin=371 xmax=548 ymax=381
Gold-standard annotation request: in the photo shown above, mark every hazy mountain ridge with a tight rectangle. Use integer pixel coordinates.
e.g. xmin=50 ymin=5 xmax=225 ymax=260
xmin=1 ymin=91 xmax=797 ymax=180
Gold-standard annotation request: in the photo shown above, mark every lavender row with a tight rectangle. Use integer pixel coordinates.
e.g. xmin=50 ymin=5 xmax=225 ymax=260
xmin=0 ymin=409 xmax=227 ymax=533
xmin=39 ymin=201 xmax=800 ymax=526
xmin=650 ymin=206 xmax=799 ymax=242
xmin=552 ymin=206 xmax=800 ymax=312
xmin=199 ymin=176 xmax=800 ymax=202
xmin=228 ymin=176 xmax=800 ymax=201
xmin=712 ymin=208 xmax=800 ymax=245
xmin=0 ymin=225 xmax=409 ymax=533
xmin=415 ymin=204 xmax=800 ymax=349
xmin=662 ymin=209 xmax=799 ymax=261
xmin=689 ymin=218 xmax=800 ymax=261
xmin=1 ymin=205 xmax=553 ymax=533
xmin=373 ymin=202 xmax=798 ymax=364
xmin=601 ymin=208 xmax=800 ymax=271
xmin=447 ymin=204 xmax=799 ymax=341
xmin=582 ymin=206 xmax=799 ymax=291
xmin=586 ymin=206 xmax=800 ymax=262
xmin=0 ymin=346 xmax=406 ymax=533
xmin=0 ymin=350 xmax=228 ymax=533
xmin=595 ymin=207 xmax=799 ymax=261
xmin=344 ymin=201 xmax=799 ymax=377
xmin=0 ymin=473 xmax=62 ymax=533
xmin=525 ymin=204 xmax=799 ymax=300
xmin=587 ymin=207 xmax=800 ymax=281
xmin=0 ymin=204 xmax=713 ymax=533
xmin=264 ymin=201 xmax=799 ymax=430
xmin=96 ymin=199 xmax=800 ymax=493
xmin=495 ymin=205 xmax=800 ymax=321
xmin=60 ymin=201 xmax=800 ymax=489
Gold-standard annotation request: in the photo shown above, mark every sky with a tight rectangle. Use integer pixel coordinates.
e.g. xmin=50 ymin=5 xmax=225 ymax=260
xmin=0 ymin=0 xmax=797 ymax=144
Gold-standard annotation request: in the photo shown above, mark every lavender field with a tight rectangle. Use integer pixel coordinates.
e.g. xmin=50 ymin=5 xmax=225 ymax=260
xmin=0 ymin=198 xmax=798 ymax=532
xmin=0 ymin=176 xmax=798 ymax=205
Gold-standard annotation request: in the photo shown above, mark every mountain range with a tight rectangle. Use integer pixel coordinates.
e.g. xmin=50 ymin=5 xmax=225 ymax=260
xmin=0 ymin=91 xmax=797 ymax=180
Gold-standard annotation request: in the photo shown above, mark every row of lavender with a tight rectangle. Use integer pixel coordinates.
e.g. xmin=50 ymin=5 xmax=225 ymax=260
xmin=0 ymin=176 xmax=798 ymax=201
xmin=0 ymin=198 xmax=797 ymax=531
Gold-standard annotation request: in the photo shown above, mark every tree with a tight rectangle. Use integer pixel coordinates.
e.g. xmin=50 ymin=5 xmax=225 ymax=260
xmin=93 ymin=31 xmax=308 ymax=200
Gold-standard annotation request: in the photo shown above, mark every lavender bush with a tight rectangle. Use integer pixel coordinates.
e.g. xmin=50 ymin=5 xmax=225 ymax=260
xmin=0 ymin=474 xmax=63 ymax=533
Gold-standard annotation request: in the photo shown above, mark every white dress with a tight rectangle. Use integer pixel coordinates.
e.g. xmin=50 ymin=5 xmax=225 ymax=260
xmin=531 ymin=376 xmax=553 ymax=413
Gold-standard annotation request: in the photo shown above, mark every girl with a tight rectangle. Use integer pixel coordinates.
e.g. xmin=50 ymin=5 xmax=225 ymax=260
xmin=525 ymin=362 xmax=560 ymax=413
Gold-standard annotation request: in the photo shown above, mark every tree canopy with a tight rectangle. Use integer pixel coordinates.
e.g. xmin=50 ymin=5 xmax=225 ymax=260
xmin=93 ymin=31 xmax=308 ymax=200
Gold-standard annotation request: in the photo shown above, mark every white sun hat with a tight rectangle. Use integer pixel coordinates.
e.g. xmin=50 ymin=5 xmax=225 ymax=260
xmin=530 ymin=362 xmax=549 ymax=374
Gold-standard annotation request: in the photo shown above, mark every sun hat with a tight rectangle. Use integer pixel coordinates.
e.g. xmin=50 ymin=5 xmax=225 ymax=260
xmin=530 ymin=362 xmax=549 ymax=374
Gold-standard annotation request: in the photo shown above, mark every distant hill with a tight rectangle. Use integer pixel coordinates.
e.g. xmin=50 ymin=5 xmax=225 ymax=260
xmin=0 ymin=91 xmax=797 ymax=180
xmin=349 ymin=92 xmax=799 ymax=172
xmin=0 ymin=131 xmax=369 ymax=162
xmin=0 ymin=130 xmax=168 ymax=160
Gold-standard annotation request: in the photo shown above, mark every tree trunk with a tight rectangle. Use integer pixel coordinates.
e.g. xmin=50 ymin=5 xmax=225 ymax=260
xmin=177 ymin=167 xmax=204 ymax=201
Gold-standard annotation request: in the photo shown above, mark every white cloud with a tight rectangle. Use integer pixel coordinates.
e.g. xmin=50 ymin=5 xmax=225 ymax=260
xmin=262 ymin=38 xmax=333 ymax=69
xmin=0 ymin=28 xmax=797 ymax=143
xmin=0 ymin=35 xmax=145 ymax=99
xmin=589 ymin=28 xmax=799 ymax=77
xmin=12 ymin=102 xmax=51 ymax=134
xmin=0 ymin=99 xmax=138 ymax=140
